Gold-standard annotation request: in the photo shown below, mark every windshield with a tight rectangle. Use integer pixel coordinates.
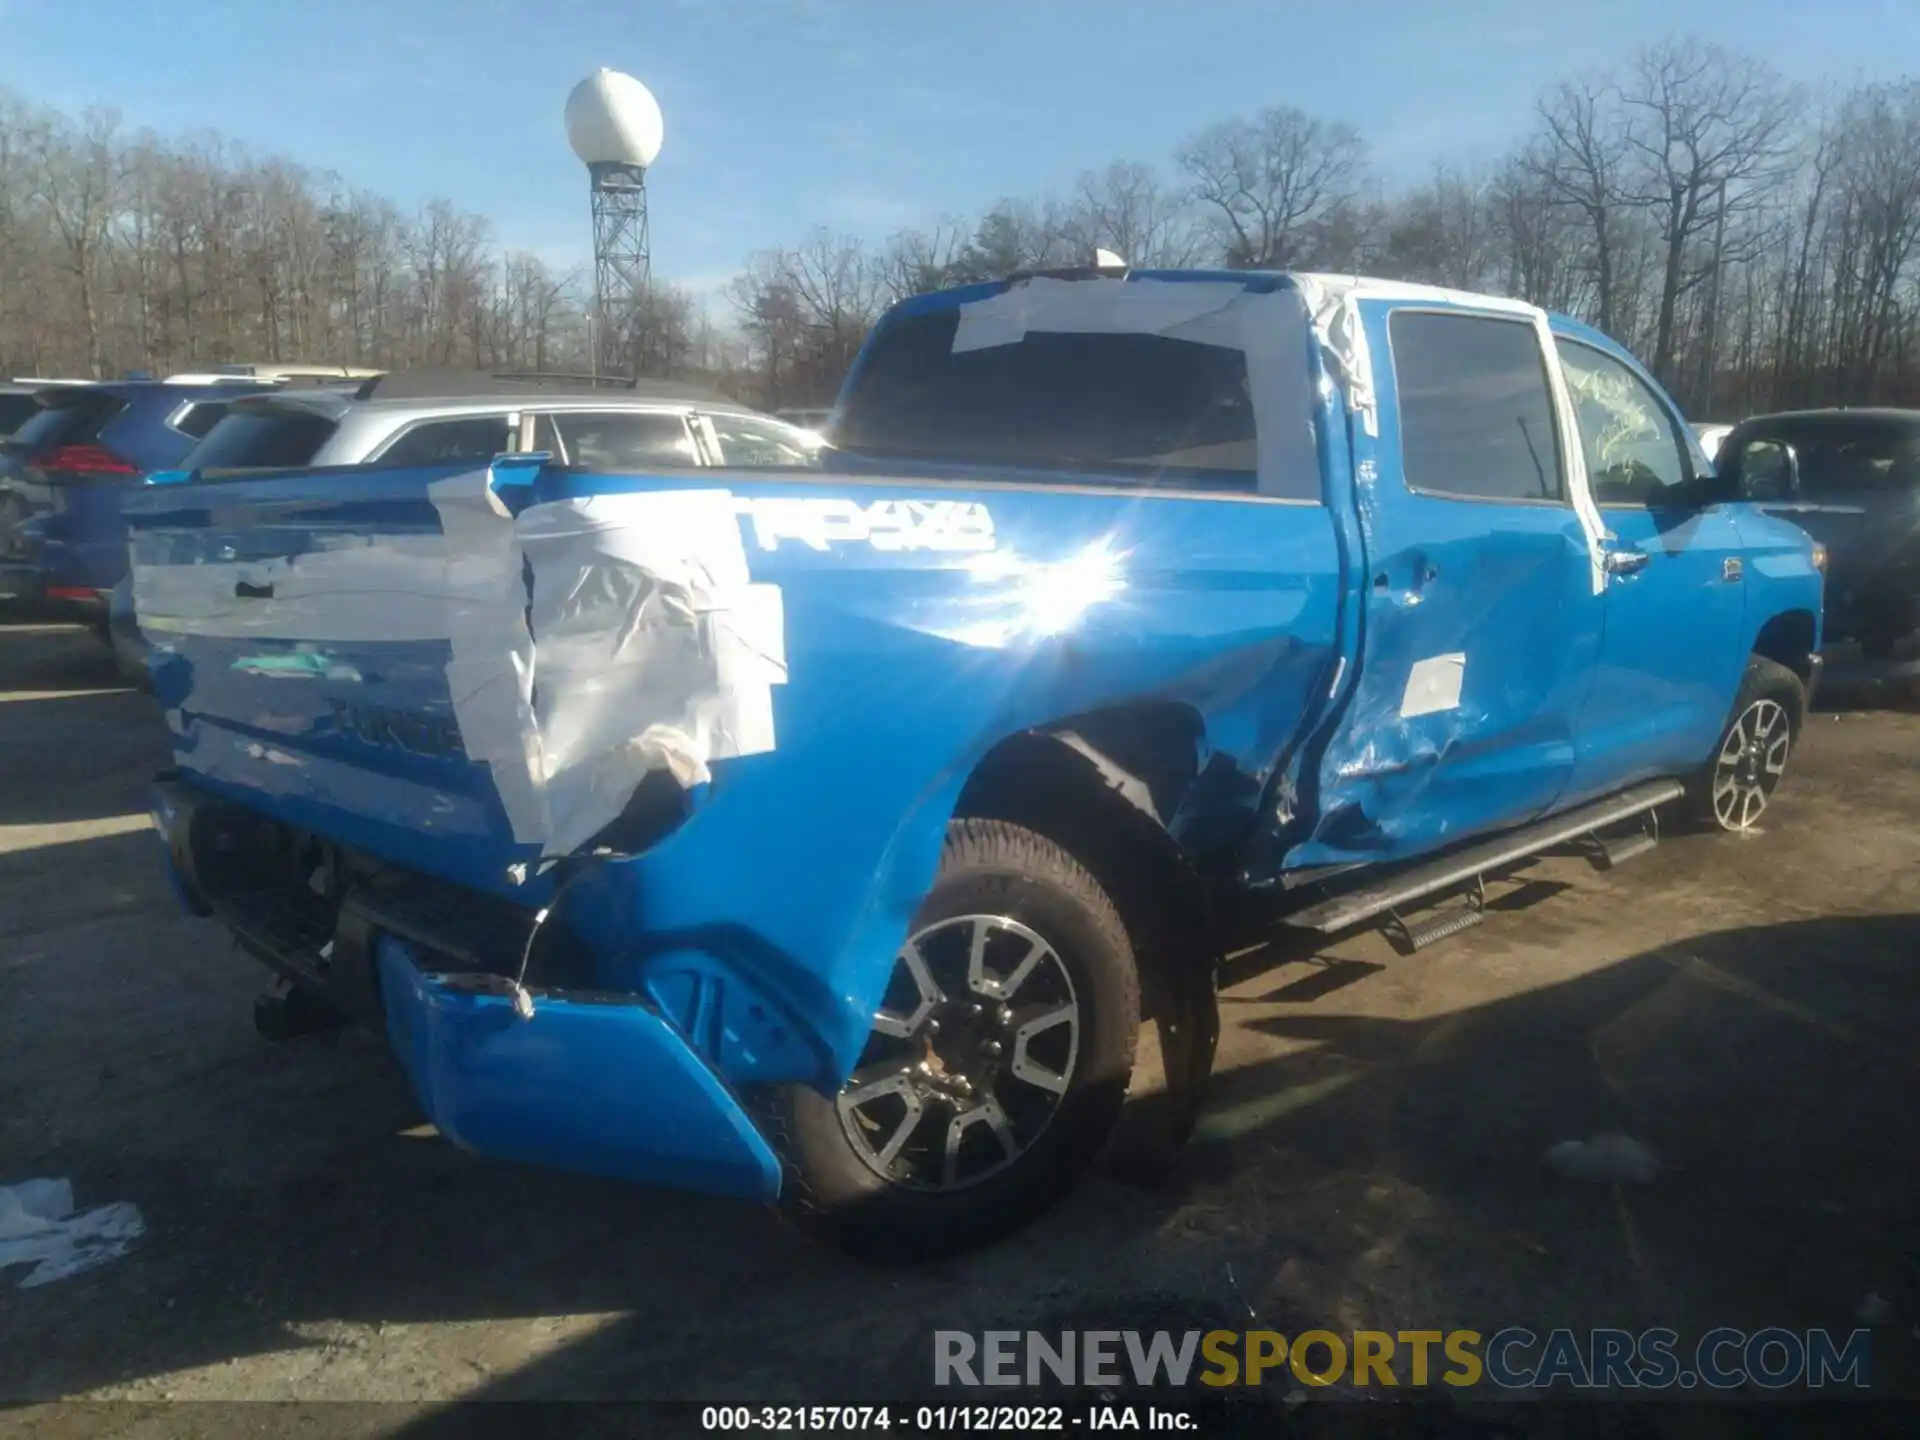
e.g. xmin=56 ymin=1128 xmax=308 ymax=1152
xmin=834 ymin=304 xmax=1260 ymax=487
xmin=1735 ymin=417 xmax=1920 ymax=495
xmin=185 ymin=406 xmax=338 ymax=473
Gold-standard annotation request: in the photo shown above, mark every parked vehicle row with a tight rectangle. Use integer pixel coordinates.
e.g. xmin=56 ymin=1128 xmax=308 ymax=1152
xmin=0 ymin=371 xmax=328 ymax=624
xmin=126 ymin=265 xmax=1826 ymax=1260
xmin=1 ymin=367 xmax=825 ymax=679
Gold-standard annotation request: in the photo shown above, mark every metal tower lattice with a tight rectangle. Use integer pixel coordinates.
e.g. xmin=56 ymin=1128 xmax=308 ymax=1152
xmin=587 ymin=160 xmax=651 ymax=380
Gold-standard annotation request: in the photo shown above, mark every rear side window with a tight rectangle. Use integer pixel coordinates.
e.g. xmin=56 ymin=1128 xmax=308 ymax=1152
xmin=8 ymin=392 xmax=129 ymax=453
xmin=185 ymin=407 xmax=338 ymax=473
xmin=1390 ymin=311 xmax=1563 ymax=503
xmin=170 ymin=401 xmax=229 ymax=440
xmin=834 ymin=307 xmax=1269 ymax=490
xmin=377 ymin=416 xmax=516 ymax=467
xmin=704 ymin=414 xmax=822 ymax=468
xmin=546 ymin=411 xmax=700 ymax=469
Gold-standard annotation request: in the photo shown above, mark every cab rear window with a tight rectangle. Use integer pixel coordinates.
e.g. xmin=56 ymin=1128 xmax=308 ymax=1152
xmin=833 ymin=306 xmax=1270 ymax=491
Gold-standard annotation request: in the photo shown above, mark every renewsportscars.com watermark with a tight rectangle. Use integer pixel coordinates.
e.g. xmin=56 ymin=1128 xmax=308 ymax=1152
xmin=934 ymin=1327 xmax=1873 ymax=1392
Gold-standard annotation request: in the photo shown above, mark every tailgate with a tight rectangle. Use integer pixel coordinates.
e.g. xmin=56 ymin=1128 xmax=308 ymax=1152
xmin=125 ymin=459 xmax=786 ymax=894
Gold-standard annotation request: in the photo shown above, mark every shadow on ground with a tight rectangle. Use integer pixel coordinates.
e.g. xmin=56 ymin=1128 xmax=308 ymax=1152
xmin=5 ymin=913 xmax=1915 ymax=1422
xmin=3 ymin=620 xmax=1917 ymax=1430
xmin=0 ymin=618 xmax=162 ymax=830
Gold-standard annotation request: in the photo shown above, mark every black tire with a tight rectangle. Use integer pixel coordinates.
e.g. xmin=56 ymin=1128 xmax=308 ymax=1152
xmin=1685 ymin=654 xmax=1806 ymax=832
xmin=762 ymin=818 xmax=1139 ymax=1263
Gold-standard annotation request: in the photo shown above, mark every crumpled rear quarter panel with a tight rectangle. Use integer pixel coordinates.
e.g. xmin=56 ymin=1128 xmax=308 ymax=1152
xmin=127 ymin=464 xmax=1342 ymax=1095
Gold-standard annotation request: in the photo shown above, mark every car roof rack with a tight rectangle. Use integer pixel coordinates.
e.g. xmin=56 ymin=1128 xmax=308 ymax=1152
xmin=352 ymin=370 xmax=725 ymax=403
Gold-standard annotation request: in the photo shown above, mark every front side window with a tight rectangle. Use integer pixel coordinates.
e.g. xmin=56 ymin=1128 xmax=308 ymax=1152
xmin=545 ymin=411 xmax=701 ymax=470
xmin=1724 ymin=418 xmax=1920 ymax=497
xmin=1555 ymin=341 xmax=1690 ymax=506
xmin=377 ymin=415 xmax=516 ymax=467
xmin=704 ymin=414 xmax=822 ymax=468
xmin=1389 ymin=310 xmax=1563 ymax=503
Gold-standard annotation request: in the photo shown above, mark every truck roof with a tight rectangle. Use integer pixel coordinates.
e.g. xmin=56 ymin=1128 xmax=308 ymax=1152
xmin=899 ymin=266 xmax=1564 ymax=333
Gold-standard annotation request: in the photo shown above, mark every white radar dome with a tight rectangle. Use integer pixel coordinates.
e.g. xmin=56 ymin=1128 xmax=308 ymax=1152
xmin=565 ymin=68 xmax=664 ymax=168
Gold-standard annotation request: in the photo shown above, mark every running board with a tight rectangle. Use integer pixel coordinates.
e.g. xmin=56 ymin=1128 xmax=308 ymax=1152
xmin=1285 ymin=780 xmax=1686 ymax=936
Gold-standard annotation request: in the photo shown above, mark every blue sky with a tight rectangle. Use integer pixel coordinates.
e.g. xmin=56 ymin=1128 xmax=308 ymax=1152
xmin=2 ymin=0 xmax=1916 ymax=302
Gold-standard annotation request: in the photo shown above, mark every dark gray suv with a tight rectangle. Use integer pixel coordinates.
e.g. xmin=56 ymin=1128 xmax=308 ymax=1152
xmin=1717 ymin=408 xmax=1920 ymax=688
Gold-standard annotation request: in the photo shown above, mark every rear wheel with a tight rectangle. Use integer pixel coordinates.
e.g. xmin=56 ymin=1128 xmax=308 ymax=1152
xmin=1687 ymin=655 xmax=1805 ymax=832
xmin=764 ymin=819 xmax=1139 ymax=1262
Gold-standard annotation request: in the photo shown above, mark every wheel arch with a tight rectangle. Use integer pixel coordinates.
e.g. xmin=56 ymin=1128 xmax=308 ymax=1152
xmin=950 ymin=702 xmax=1219 ymax=1022
xmin=1752 ymin=608 xmax=1819 ymax=690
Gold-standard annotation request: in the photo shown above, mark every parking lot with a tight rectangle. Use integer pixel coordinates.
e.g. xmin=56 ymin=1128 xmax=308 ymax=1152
xmin=2 ymin=613 xmax=1917 ymax=1418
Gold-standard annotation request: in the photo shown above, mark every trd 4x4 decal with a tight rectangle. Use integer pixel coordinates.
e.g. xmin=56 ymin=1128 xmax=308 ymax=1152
xmin=735 ymin=497 xmax=996 ymax=553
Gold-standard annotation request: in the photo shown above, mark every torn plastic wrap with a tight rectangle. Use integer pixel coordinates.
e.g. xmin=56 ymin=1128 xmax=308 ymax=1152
xmin=478 ymin=485 xmax=785 ymax=860
xmin=132 ymin=464 xmax=787 ymax=866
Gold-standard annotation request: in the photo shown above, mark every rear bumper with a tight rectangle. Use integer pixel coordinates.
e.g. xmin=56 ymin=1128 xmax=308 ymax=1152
xmin=376 ymin=937 xmax=781 ymax=1200
xmin=149 ymin=773 xmax=783 ymax=1203
xmin=0 ymin=560 xmax=105 ymax=617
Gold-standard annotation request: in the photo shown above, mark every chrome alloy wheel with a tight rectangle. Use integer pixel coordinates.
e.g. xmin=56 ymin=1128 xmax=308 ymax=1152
xmin=1713 ymin=697 xmax=1791 ymax=830
xmin=836 ymin=915 xmax=1081 ymax=1192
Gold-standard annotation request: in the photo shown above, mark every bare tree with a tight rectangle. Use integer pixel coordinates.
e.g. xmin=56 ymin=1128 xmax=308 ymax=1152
xmin=3 ymin=41 xmax=1920 ymax=416
xmin=1176 ymin=106 xmax=1366 ymax=268
xmin=1528 ymin=78 xmax=1635 ymax=335
xmin=878 ymin=218 xmax=973 ymax=301
xmin=1380 ymin=169 xmax=1499 ymax=291
xmin=1618 ymin=39 xmax=1799 ymax=392
xmin=33 ymin=106 xmax=124 ymax=377
xmin=1063 ymin=161 xmax=1203 ymax=267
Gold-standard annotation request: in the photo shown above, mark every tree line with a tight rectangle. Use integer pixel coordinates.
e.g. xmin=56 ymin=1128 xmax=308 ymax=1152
xmin=3 ymin=37 xmax=1918 ymax=425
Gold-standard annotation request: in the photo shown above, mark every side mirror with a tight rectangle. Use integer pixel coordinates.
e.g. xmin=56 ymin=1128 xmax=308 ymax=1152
xmin=1737 ymin=440 xmax=1799 ymax=503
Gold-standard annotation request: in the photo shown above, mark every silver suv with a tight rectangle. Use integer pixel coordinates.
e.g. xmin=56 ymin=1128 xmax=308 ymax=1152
xmin=111 ymin=373 xmax=823 ymax=684
xmin=177 ymin=371 xmax=823 ymax=475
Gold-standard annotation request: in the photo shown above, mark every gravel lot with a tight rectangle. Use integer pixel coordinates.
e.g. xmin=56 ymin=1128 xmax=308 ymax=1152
xmin=2 ymin=616 xmax=1916 ymax=1431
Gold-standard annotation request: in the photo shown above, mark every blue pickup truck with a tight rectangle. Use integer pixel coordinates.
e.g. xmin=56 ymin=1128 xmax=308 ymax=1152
xmin=127 ymin=270 xmax=1824 ymax=1259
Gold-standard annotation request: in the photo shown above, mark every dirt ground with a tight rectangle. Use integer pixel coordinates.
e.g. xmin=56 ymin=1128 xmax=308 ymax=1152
xmin=1 ymin=617 xmax=1916 ymax=1431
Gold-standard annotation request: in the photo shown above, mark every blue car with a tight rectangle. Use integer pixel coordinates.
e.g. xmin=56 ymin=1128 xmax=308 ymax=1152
xmin=0 ymin=377 xmax=279 ymax=628
xmin=128 ymin=269 xmax=1825 ymax=1259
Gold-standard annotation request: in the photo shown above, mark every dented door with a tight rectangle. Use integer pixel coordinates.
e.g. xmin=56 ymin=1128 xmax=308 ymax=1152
xmin=1294 ymin=301 xmax=1606 ymax=864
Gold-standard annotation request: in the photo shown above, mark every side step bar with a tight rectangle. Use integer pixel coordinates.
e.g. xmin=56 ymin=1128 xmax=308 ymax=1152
xmin=1285 ymin=779 xmax=1685 ymax=936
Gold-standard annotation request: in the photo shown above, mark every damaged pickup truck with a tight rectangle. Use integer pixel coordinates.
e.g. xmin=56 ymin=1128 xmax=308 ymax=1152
xmin=128 ymin=269 xmax=1826 ymax=1259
